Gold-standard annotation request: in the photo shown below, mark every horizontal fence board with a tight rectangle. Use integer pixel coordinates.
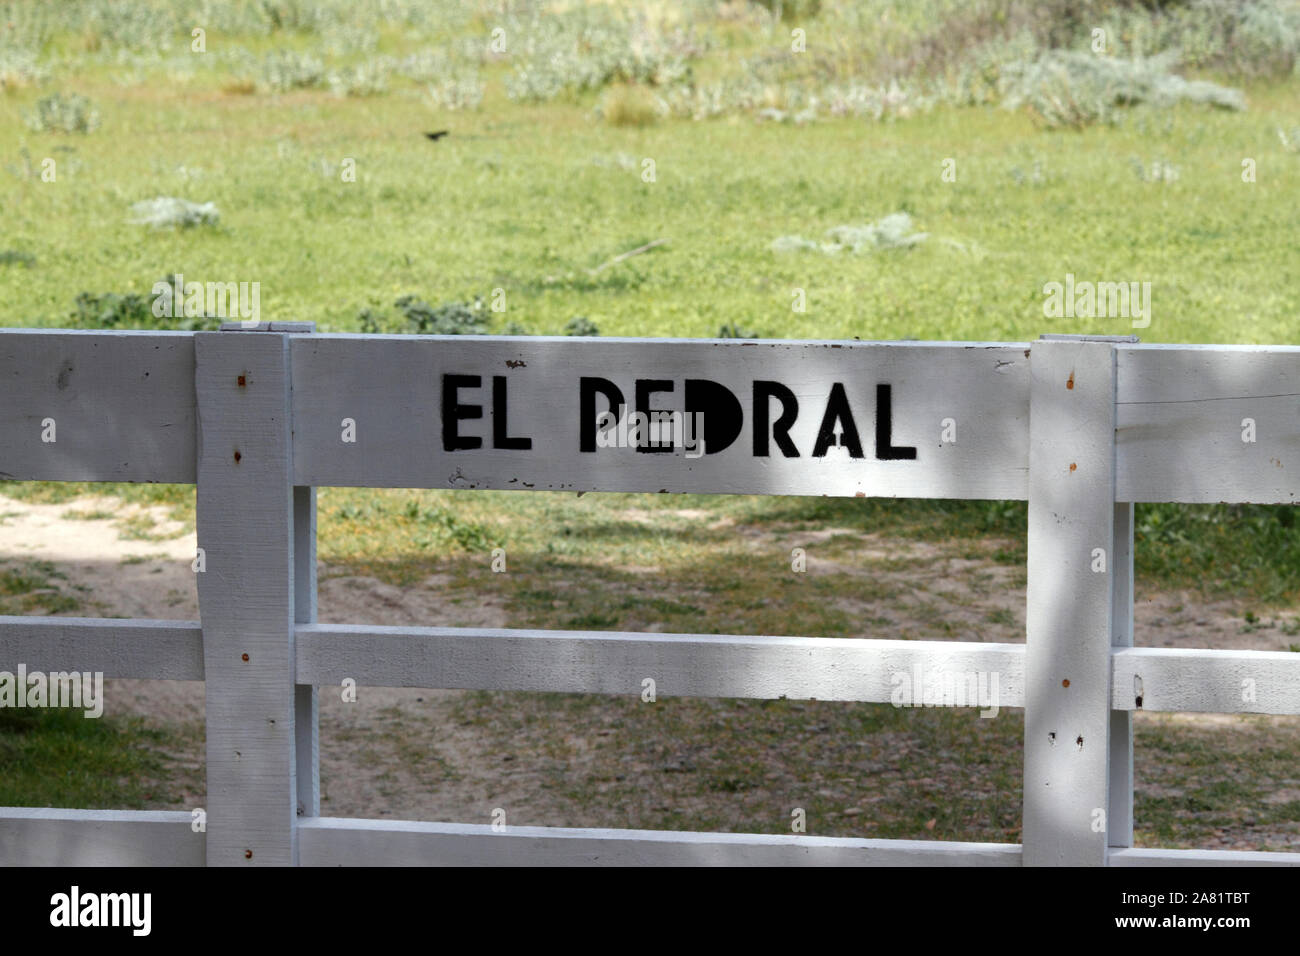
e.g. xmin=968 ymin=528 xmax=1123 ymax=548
xmin=0 ymin=330 xmax=196 ymax=483
xmin=0 ymin=808 xmax=202 ymax=866
xmin=298 ymin=818 xmax=1023 ymax=866
xmin=1108 ymin=847 xmax=1300 ymax=866
xmin=1116 ymin=345 xmax=1300 ymax=504
xmin=296 ymin=624 xmax=1024 ymax=707
xmin=291 ymin=336 xmax=1032 ymax=499
xmin=0 ymin=332 xmax=1292 ymax=503
xmin=1112 ymin=647 xmax=1300 ymax=715
xmin=0 ymin=616 xmax=203 ymax=680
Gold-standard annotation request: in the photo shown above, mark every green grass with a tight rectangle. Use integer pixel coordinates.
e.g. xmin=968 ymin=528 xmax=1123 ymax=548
xmin=0 ymin=706 xmax=198 ymax=809
xmin=311 ymin=488 xmax=1299 ymax=607
xmin=0 ymin=560 xmax=83 ymax=614
xmin=0 ymin=558 xmax=198 ymax=809
xmin=2 ymin=49 xmax=1298 ymax=343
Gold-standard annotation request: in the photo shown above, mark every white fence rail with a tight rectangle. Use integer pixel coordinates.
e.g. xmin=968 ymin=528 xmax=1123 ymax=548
xmin=0 ymin=326 xmax=1296 ymax=866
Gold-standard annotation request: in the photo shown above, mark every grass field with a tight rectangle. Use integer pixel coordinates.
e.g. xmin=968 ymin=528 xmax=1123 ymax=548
xmin=3 ymin=73 xmax=1298 ymax=342
xmin=1 ymin=0 xmax=1298 ymax=848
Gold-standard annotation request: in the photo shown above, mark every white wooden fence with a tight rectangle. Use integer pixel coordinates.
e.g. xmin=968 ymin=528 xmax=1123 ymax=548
xmin=0 ymin=325 xmax=1297 ymax=866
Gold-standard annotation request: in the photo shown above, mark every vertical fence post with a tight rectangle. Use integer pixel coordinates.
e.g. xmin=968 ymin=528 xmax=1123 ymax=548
xmin=196 ymin=322 xmax=314 ymax=866
xmin=1023 ymin=336 xmax=1120 ymax=866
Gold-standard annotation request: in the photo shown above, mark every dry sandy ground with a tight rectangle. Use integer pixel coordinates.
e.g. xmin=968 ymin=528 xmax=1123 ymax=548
xmin=1 ymin=492 xmax=1295 ymax=832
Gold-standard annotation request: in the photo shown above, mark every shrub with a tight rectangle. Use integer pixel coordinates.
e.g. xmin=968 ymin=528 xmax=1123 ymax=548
xmin=127 ymin=197 xmax=219 ymax=229
xmin=596 ymin=84 xmax=662 ymax=127
xmin=999 ymin=50 xmax=1245 ymax=128
xmin=356 ymin=307 xmax=387 ymax=334
xmin=70 ymin=276 xmax=222 ymax=332
xmin=503 ymin=8 xmax=692 ymax=103
xmin=0 ymin=50 xmax=49 ymax=92
xmin=70 ymin=291 xmax=153 ymax=329
xmin=773 ymin=213 xmax=928 ymax=254
xmin=564 ymin=317 xmax=599 ymax=336
xmin=24 ymin=93 xmax=99 ymax=133
xmin=394 ymin=296 xmax=487 ymax=335
xmin=329 ymin=61 xmax=389 ymax=97
xmin=426 ymin=75 xmax=485 ymax=112
xmin=748 ymin=0 xmax=823 ymax=23
xmin=260 ymin=50 xmax=326 ymax=92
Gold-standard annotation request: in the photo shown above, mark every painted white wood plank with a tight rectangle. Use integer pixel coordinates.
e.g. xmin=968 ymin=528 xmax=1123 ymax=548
xmin=1 ymin=331 xmax=1290 ymax=503
xmin=1112 ymin=647 xmax=1300 ymax=715
xmin=1109 ymin=846 xmax=1300 ymax=866
xmin=0 ymin=808 xmax=202 ymax=866
xmin=1108 ymin=502 xmax=1134 ymax=848
xmin=295 ymin=624 xmax=1025 ymax=706
xmin=298 ymin=818 xmax=1023 ymax=866
xmin=290 ymin=336 xmax=1032 ymax=499
xmin=0 ymin=616 xmax=202 ymax=679
xmin=194 ymin=331 xmax=298 ymax=866
xmin=0 ymin=330 xmax=195 ymax=482
xmin=298 ymin=624 xmax=1300 ymax=715
xmin=1023 ymin=340 xmax=1117 ymax=866
xmin=1116 ymin=345 xmax=1300 ymax=503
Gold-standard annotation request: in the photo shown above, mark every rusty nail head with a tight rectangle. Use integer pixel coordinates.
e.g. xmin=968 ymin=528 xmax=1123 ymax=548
xmin=234 ymin=450 xmax=242 ymax=463
xmin=245 ymin=850 xmax=253 ymax=859
xmin=1062 ymin=678 xmax=1070 ymax=688
xmin=237 ymin=375 xmax=246 ymax=387
xmin=241 ymin=653 xmax=249 ymax=662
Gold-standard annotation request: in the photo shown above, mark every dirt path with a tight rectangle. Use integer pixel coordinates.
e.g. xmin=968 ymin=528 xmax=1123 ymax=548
xmin=1 ymin=492 xmax=1296 ymax=841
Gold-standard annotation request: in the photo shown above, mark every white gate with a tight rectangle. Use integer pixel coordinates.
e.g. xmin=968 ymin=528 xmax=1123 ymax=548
xmin=0 ymin=326 xmax=1297 ymax=865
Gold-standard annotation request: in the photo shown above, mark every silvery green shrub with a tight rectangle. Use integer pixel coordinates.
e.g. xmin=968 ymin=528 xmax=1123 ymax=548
xmin=0 ymin=49 xmax=49 ymax=90
xmin=427 ymin=74 xmax=484 ymax=111
xmin=128 ymin=197 xmax=219 ymax=228
xmin=773 ymin=213 xmax=928 ymax=255
xmin=261 ymin=50 xmax=326 ymax=92
xmin=1000 ymin=50 xmax=1244 ymax=128
xmin=329 ymin=60 xmax=389 ymax=97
